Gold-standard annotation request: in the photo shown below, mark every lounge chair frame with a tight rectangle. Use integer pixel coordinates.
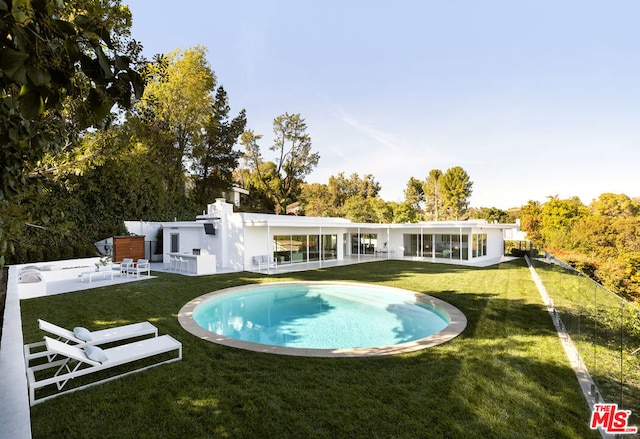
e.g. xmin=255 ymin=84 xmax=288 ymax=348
xmin=24 ymin=319 xmax=158 ymax=362
xmin=26 ymin=335 xmax=182 ymax=405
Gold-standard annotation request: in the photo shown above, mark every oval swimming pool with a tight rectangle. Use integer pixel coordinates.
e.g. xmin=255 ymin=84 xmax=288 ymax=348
xmin=179 ymin=282 xmax=466 ymax=357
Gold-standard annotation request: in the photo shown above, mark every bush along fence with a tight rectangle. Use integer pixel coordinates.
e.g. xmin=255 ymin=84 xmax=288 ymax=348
xmin=531 ymin=254 xmax=640 ymax=425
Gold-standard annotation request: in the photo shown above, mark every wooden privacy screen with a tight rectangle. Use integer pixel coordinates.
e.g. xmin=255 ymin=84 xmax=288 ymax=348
xmin=112 ymin=236 xmax=145 ymax=263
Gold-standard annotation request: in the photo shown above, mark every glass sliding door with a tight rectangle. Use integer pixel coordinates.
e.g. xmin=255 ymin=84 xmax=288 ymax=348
xmin=274 ymin=235 xmax=291 ymax=263
xmin=351 ymin=233 xmax=377 ymax=255
xmin=422 ymin=234 xmax=433 ymax=258
xmin=291 ymin=234 xmax=307 ymax=263
xmin=461 ymin=234 xmax=469 ymax=259
xmin=434 ymin=234 xmax=450 ymax=259
xmin=272 ymin=233 xmax=339 ymax=264
xmin=308 ymin=235 xmax=320 ymax=262
xmin=471 ymin=233 xmax=487 ymax=258
xmin=322 ymin=234 xmax=337 ymax=260
xmin=452 ymin=234 xmax=461 ymax=259
xmin=403 ymin=234 xmax=418 ymax=257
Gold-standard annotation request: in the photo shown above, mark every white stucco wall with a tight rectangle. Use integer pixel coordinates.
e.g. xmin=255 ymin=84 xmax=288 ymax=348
xmin=156 ymin=200 xmax=518 ymax=272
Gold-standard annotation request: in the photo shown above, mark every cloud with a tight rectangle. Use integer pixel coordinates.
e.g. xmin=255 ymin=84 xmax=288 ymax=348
xmin=329 ymin=106 xmax=403 ymax=152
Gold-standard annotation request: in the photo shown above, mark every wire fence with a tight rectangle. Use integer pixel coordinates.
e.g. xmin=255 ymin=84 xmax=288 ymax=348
xmin=530 ymin=255 xmax=640 ymax=423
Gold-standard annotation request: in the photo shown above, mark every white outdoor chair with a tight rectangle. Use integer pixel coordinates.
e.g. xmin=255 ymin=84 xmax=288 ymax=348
xmin=25 ymin=320 xmax=158 ymax=362
xmin=26 ymin=335 xmax=182 ymax=405
xmin=120 ymin=258 xmax=134 ymax=277
xmin=128 ymin=259 xmax=150 ymax=278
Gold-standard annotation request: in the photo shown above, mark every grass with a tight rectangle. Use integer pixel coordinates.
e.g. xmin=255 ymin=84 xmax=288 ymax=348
xmin=21 ymin=259 xmax=598 ymax=438
xmin=531 ymin=259 xmax=640 ymax=425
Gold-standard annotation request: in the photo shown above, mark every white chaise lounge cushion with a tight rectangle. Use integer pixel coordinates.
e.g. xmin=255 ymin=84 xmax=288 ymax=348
xmin=73 ymin=327 xmax=92 ymax=342
xmin=83 ymin=345 xmax=108 ymax=363
xmin=19 ymin=270 xmax=42 ymax=283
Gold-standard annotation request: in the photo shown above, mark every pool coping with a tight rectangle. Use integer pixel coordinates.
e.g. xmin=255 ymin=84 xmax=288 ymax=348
xmin=178 ymin=281 xmax=467 ymax=357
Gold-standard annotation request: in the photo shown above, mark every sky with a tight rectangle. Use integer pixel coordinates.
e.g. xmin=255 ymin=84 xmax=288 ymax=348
xmin=125 ymin=1 xmax=640 ymax=209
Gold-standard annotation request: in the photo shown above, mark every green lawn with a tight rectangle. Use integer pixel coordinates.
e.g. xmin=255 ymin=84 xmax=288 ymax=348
xmin=531 ymin=259 xmax=640 ymax=425
xmin=21 ymin=259 xmax=597 ymax=438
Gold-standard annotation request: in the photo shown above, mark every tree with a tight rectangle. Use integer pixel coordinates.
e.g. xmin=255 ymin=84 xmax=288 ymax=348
xmin=540 ymin=196 xmax=588 ymax=249
xmin=190 ymin=86 xmax=246 ymax=209
xmin=241 ymin=113 xmax=319 ymax=214
xmin=326 ymin=172 xmax=381 ymax=208
xmin=135 ymin=46 xmax=216 ymax=196
xmin=440 ymin=166 xmax=473 ymax=220
xmin=404 ymin=177 xmax=425 ymax=214
xmin=424 ymin=169 xmax=443 ymax=220
xmin=341 ymin=196 xmax=390 ymax=223
xmin=591 ymin=193 xmax=640 ymax=218
xmin=0 ymin=0 xmax=143 ymax=266
xmin=520 ymin=200 xmax=543 ymax=244
xmin=468 ymin=207 xmax=515 ymax=223
xmin=390 ymin=201 xmax=420 ymax=223
xmin=299 ymin=183 xmax=334 ymax=217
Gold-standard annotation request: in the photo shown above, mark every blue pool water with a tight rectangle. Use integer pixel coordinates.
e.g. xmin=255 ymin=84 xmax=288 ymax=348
xmin=192 ymin=283 xmax=450 ymax=350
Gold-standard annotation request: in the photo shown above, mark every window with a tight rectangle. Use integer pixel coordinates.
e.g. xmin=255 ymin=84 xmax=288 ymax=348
xmin=273 ymin=233 xmax=338 ymax=264
xmin=434 ymin=234 xmax=450 ymax=259
xmin=170 ymin=233 xmax=179 ymax=253
xmin=452 ymin=234 xmax=461 ymax=259
xmin=351 ymin=233 xmax=377 ymax=255
xmin=322 ymin=234 xmax=337 ymax=260
xmin=461 ymin=235 xmax=469 ymax=259
xmin=403 ymin=234 xmax=418 ymax=257
xmin=403 ymin=234 xmax=435 ymax=257
xmin=422 ymin=234 xmax=434 ymax=258
xmin=472 ymin=234 xmax=487 ymax=258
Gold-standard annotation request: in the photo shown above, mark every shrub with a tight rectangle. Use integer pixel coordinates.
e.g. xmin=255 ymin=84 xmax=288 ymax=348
xmin=61 ymin=246 xmax=74 ymax=259
xmin=27 ymin=246 xmax=44 ymax=263
xmin=47 ymin=246 xmax=61 ymax=261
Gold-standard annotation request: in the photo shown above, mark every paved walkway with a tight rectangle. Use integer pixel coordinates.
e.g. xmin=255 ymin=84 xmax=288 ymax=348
xmin=1 ymin=265 xmax=31 ymax=439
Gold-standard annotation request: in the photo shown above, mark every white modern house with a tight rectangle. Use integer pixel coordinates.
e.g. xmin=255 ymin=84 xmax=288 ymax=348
xmin=154 ymin=199 xmax=523 ymax=275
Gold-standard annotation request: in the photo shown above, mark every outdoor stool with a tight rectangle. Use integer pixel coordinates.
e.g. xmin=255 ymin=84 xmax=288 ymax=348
xmin=178 ymin=257 xmax=189 ymax=273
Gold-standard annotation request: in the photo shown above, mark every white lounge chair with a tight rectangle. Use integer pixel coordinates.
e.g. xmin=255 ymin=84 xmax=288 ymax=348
xmin=128 ymin=259 xmax=150 ymax=278
xmin=26 ymin=335 xmax=182 ymax=405
xmin=252 ymin=255 xmax=277 ymax=271
xmin=24 ymin=319 xmax=158 ymax=362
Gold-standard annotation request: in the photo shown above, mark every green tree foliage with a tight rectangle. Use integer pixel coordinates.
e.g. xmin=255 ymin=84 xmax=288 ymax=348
xmin=190 ymin=86 xmax=246 ymax=209
xmin=591 ymin=193 xmax=640 ymax=218
xmin=341 ymin=196 xmax=391 ymax=223
xmin=135 ymin=46 xmax=216 ymax=195
xmin=539 ymin=196 xmax=588 ymax=249
xmin=298 ymin=172 xmax=381 ymax=218
xmin=389 ymin=201 xmax=420 ymax=223
xmin=240 ymin=113 xmax=319 ymax=214
xmin=440 ymin=166 xmax=473 ymax=220
xmin=403 ymin=176 xmax=425 ymax=219
xmin=299 ymin=183 xmax=334 ymax=217
xmin=423 ymin=169 xmax=444 ymax=220
xmin=468 ymin=207 xmax=515 ymax=223
xmin=0 ymin=0 xmax=143 ymax=266
xmin=522 ymin=193 xmax=640 ymax=301
xmin=520 ymin=200 xmax=543 ymax=244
